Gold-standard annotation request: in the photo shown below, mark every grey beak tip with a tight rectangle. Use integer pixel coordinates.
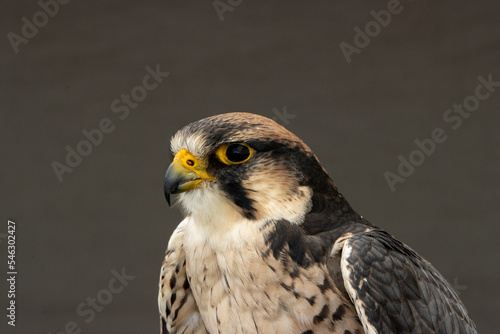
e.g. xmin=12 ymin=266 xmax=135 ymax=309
xmin=165 ymin=192 xmax=171 ymax=206
xmin=164 ymin=177 xmax=172 ymax=206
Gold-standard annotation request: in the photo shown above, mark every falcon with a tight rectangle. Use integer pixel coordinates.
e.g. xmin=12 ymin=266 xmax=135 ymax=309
xmin=158 ymin=112 xmax=477 ymax=334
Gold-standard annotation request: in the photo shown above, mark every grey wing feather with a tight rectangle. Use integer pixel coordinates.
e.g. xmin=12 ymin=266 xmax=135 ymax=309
xmin=159 ymin=219 xmax=208 ymax=334
xmin=339 ymin=230 xmax=477 ymax=334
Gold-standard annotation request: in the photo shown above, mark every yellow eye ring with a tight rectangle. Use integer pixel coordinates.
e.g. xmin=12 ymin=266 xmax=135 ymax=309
xmin=216 ymin=143 xmax=254 ymax=165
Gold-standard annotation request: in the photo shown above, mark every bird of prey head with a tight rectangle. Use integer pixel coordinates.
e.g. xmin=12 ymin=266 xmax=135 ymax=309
xmin=160 ymin=112 xmax=477 ymax=334
xmin=164 ymin=112 xmax=350 ymax=227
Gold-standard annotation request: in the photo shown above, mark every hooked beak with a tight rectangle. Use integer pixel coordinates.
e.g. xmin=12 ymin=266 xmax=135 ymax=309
xmin=163 ymin=149 xmax=214 ymax=205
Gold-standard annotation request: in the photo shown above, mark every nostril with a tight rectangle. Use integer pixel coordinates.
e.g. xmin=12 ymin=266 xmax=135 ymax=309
xmin=186 ymin=159 xmax=195 ymax=166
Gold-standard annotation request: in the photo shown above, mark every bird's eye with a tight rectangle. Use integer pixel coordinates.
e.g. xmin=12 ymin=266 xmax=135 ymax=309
xmin=216 ymin=143 xmax=254 ymax=165
xmin=226 ymin=144 xmax=250 ymax=163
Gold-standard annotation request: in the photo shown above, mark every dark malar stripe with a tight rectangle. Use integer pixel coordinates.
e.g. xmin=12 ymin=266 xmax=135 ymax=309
xmin=220 ymin=180 xmax=257 ymax=220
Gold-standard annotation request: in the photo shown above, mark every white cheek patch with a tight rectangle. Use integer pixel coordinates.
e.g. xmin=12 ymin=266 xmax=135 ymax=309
xmin=244 ymin=171 xmax=313 ymax=224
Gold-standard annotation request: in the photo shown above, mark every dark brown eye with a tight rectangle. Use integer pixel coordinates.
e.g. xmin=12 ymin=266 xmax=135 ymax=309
xmin=225 ymin=144 xmax=251 ymax=163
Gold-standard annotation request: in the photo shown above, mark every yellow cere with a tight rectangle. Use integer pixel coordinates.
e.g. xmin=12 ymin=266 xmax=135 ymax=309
xmin=174 ymin=149 xmax=215 ymax=181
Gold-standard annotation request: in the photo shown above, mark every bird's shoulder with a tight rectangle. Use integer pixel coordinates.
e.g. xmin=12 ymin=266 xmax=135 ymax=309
xmin=336 ymin=229 xmax=477 ymax=333
xmin=283 ymin=207 xmax=477 ymax=334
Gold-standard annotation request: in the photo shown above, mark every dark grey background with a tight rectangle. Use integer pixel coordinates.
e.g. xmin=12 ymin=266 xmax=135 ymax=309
xmin=1 ymin=1 xmax=499 ymax=333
